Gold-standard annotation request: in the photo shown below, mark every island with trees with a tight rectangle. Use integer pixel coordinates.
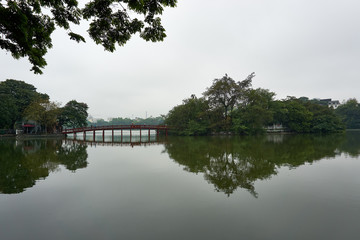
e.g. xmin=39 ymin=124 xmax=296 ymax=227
xmin=165 ymin=73 xmax=359 ymax=135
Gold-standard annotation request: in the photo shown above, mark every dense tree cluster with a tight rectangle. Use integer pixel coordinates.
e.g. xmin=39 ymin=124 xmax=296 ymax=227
xmin=0 ymin=79 xmax=48 ymax=129
xmin=58 ymin=100 xmax=89 ymax=128
xmin=165 ymin=74 xmax=346 ymax=135
xmin=0 ymin=0 xmax=177 ymax=74
xmin=0 ymin=79 xmax=88 ymax=133
xmin=271 ymin=97 xmax=344 ymax=134
xmin=91 ymin=116 xmax=164 ymax=126
xmin=335 ymin=99 xmax=360 ymax=129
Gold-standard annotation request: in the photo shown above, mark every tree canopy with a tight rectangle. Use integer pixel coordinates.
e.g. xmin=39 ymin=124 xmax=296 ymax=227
xmin=58 ymin=100 xmax=89 ymax=128
xmin=335 ymin=99 xmax=360 ymax=129
xmin=0 ymin=0 xmax=177 ymax=74
xmin=0 ymin=79 xmax=48 ymax=128
xmin=232 ymin=88 xmax=275 ymax=134
xmin=165 ymin=95 xmax=211 ymax=135
xmin=203 ymin=73 xmax=254 ymax=120
xmin=0 ymin=79 xmax=90 ymax=133
xmin=24 ymin=99 xmax=61 ymax=133
xmin=166 ymin=74 xmax=346 ymax=135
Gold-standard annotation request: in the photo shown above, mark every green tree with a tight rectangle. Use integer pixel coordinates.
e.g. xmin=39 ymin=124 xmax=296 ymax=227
xmin=305 ymin=101 xmax=344 ymax=133
xmin=269 ymin=100 xmax=287 ymax=126
xmin=0 ymin=0 xmax=177 ymax=74
xmin=0 ymin=79 xmax=48 ymax=128
xmin=165 ymin=95 xmax=210 ymax=135
xmin=270 ymin=97 xmax=344 ymax=133
xmin=203 ymin=73 xmax=255 ymax=121
xmin=0 ymin=95 xmax=16 ymax=129
xmin=335 ymin=98 xmax=360 ymax=129
xmin=58 ymin=100 xmax=88 ymax=128
xmin=24 ymin=99 xmax=61 ymax=133
xmin=232 ymin=88 xmax=275 ymax=134
xmin=275 ymin=98 xmax=313 ymax=133
xmin=94 ymin=118 xmax=109 ymax=126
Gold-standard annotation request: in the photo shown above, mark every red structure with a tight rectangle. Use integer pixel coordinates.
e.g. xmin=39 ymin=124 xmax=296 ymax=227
xmin=62 ymin=125 xmax=169 ymax=140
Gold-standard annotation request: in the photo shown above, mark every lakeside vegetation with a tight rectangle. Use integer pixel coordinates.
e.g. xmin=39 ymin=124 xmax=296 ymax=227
xmin=0 ymin=79 xmax=89 ymax=134
xmin=0 ymin=79 xmax=163 ymax=134
xmin=89 ymin=116 xmax=165 ymax=127
xmin=165 ymin=73 xmax=359 ymax=135
xmin=1 ymin=76 xmax=360 ymax=136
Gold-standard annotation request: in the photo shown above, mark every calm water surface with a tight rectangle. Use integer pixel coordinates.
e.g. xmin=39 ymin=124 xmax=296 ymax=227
xmin=1 ymin=132 xmax=360 ymax=240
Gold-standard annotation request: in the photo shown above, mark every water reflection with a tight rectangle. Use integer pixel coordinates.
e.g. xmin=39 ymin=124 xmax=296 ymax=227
xmin=0 ymin=138 xmax=88 ymax=194
xmin=338 ymin=131 xmax=360 ymax=157
xmin=0 ymin=135 xmax=169 ymax=194
xmin=1 ymin=132 xmax=360 ymax=196
xmin=65 ymin=135 xmax=167 ymax=148
xmin=164 ymin=133 xmax=360 ymax=197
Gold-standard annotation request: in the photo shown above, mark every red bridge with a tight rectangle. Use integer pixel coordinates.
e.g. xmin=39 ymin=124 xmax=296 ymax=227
xmin=62 ymin=125 xmax=169 ymax=140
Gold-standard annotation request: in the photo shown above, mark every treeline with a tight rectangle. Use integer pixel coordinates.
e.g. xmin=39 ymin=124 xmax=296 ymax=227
xmin=165 ymin=73 xmax=357 ymax=135
xmin=91 ymin=116 xmax=164 ymax=126
xmin=335 ymin=98 xmax=360 ymax=129
xmin=0 ymin=79 xmax=88 ymax=133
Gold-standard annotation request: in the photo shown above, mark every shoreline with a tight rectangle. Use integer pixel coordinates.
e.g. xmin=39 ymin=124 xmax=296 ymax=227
xmin=0 ymin=133 xmax=65 ymax=139
xmin=1 ymin=130 xmax=358 ymax=139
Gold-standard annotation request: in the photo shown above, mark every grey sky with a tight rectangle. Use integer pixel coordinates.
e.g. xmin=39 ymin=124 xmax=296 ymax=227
xmin=1 ymin=0 xmax=359 ymax=119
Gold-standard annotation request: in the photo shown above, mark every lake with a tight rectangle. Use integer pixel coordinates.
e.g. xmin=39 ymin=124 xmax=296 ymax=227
xmin=1 ymin=132 xmax=359 ymax=240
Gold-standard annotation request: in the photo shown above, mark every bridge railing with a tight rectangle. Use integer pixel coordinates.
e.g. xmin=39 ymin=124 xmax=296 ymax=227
xmin=62 ymin=125 xmax=169 ymax=134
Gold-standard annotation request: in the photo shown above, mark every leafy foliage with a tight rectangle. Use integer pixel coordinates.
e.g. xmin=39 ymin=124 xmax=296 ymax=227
xmin=58 ymin=100 xmax=89 ymax=128
xmin=165 ymin=95 xmax=211 ymax=135
xmin=335 ymin=99 xmax=360 ymax=129
xmin=306 ymin=101 xmax=344 ymax=133
xmin=271 ymin=97 xmax=344 ymax=133
xmin=0 ymin=79 xmax=91 ymax=133
xmin=279 ymin=98 xmax=313 ymax=133
xmin=0 ymin=79 xmax=48 ymax=129
xmin=0 ymin=0 xmax=177 ymax=73
xmin=232 ymin=88 xmax=275 ymax=134
xmin=0 ymin=94 xmax=16 ymax=129
xmin=90 ymin=116 xmax=165 ymax=126
xmin=203 ymin=73 xmax=254 ymax=120
xmin=24 ymin=99 xmax=61 ymax=133
xmin=166 ymin=74 xmax=345 ymax=135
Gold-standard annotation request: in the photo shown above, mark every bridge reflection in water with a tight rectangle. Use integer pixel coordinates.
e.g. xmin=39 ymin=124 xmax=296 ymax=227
xmin=62 ymin=125 xmax=169 ymax=143
xmin=64 ymin=133 xmax=167 ymax=148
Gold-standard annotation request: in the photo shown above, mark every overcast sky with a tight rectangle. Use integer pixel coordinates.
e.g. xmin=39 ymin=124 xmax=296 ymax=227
xmin=1 ymin=0 xmax=359 ymax=119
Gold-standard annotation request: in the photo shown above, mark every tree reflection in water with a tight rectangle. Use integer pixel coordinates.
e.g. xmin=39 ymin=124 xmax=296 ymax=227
xmin=164 ymin=133 xmax=360 ymax=197
xmin=1 ymin=132 xmax=360 ymax=196
xmin=0 ymin=139 xmax=88 ymax=194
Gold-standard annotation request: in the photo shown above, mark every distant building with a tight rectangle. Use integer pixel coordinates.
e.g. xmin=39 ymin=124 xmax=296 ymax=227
xmin=87 ymin=115 xmax=96 ymax=123
xmin=266 ymin=124 xmax=286 ymax=133
xmin=15 ymin=120 xmax=41 ymax=134
xmin=319 ymin=99 xmax=340 ymax=109
xmin=328 ymin=100 xmax=340 ymax=109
